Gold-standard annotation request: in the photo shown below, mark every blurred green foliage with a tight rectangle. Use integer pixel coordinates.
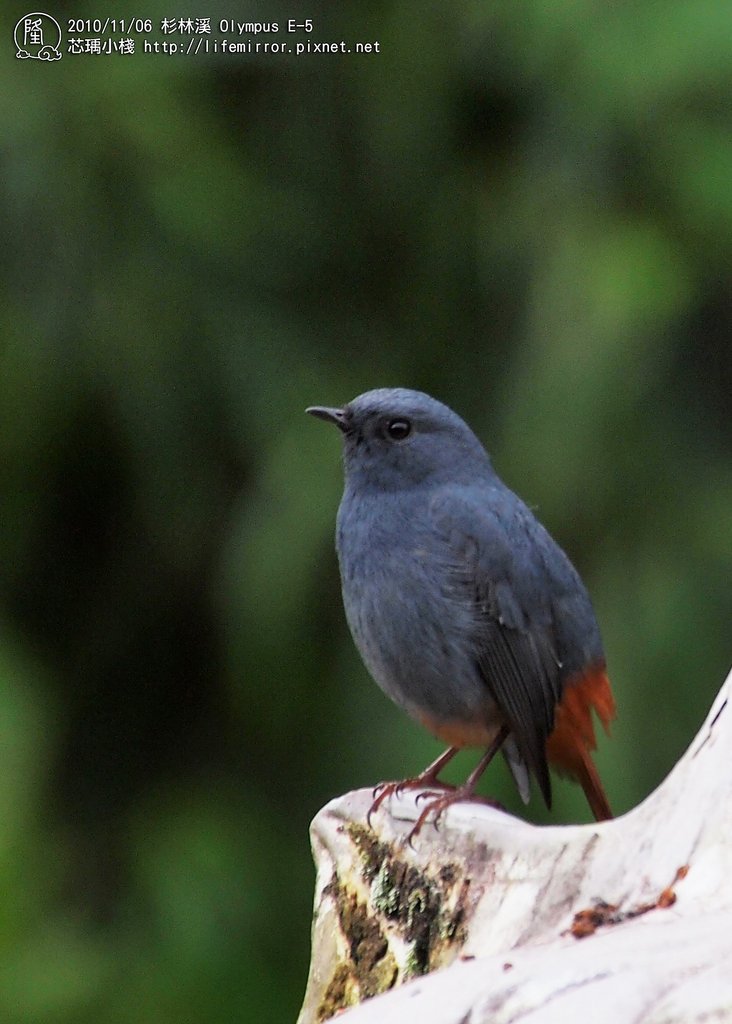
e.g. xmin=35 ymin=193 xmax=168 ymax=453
xmin=2 ymin=2 xmax=731 ymax=1020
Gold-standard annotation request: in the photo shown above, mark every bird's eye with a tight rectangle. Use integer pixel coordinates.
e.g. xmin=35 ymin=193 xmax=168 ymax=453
xmin=386 ymin=418 xmax=412 ymax=441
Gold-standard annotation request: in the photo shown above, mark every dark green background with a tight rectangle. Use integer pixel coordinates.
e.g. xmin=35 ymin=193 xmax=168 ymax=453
xmin=3 ymin=3 xmax=731 ymax=1021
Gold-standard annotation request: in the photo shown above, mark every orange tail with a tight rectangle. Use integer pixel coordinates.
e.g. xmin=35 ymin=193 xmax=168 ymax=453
xmin=545 ymin=664 xmax=616 ymax=821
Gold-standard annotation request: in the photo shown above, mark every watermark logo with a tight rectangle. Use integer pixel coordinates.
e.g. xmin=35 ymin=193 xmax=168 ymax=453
xmin=14 ymin=12 xmax=62 ymax=60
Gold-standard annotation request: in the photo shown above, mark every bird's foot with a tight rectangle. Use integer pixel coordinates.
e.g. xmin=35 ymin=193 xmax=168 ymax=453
xmin=367 ymin=774 xmax=455 ymax=828
xmin=406 ymin=788 xmax=505 ymax=844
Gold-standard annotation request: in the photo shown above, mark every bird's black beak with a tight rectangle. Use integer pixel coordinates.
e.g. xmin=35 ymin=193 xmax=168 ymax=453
xmin=306 ymin=405 xmax=348 ymax=432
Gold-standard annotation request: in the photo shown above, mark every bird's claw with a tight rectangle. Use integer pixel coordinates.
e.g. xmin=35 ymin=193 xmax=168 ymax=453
xmin=367 ymin=769 xmax=460 ymax=833
xmin=414 ymin=788 xmax=443 ymax=805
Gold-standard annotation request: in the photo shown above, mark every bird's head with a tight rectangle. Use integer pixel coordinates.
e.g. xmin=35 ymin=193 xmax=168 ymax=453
xmin=307 ymin=388 xmax=492 ymax=492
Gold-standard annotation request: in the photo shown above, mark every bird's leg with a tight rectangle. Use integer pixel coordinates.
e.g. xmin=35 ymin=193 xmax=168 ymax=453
xmin=408 ymin=725 xmax=510 ymax=841
xmin=367 ymin=746 xmax=459 ymax=826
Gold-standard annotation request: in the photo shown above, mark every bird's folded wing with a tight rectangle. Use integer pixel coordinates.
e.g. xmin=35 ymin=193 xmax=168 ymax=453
xmin=430 ymin=488 xmax=563 ymax=806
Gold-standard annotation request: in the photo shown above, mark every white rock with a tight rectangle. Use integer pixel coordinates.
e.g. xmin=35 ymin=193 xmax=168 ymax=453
xmin=298 ymin=667 xmax=732 ymax=1023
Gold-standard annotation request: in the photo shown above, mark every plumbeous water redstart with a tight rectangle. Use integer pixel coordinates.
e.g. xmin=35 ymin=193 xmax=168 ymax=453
xmin=307 ymin=388 xmax=615 ymax=831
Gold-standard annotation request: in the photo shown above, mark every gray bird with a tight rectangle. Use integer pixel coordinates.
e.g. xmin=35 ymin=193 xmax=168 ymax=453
xmin=307 ymin=388 xmax=615 ymax=831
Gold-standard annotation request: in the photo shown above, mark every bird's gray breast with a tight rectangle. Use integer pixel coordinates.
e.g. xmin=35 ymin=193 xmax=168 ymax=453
xmin=335 ymin=488 xmax=493 ymax=726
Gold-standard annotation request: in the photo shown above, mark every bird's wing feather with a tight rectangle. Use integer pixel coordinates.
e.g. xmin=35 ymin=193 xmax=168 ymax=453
xmin=430 ymin=487 xmax=562 ymax=806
